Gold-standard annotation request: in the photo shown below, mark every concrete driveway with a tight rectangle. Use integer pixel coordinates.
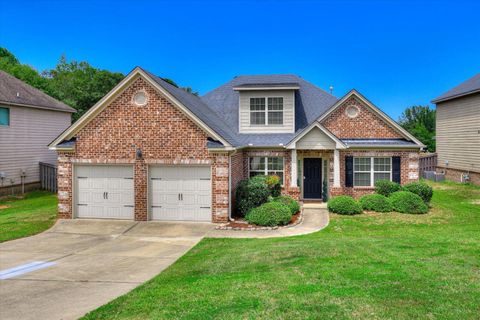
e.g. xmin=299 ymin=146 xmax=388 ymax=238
xmin=0 ymin=219 xmax=214 ymax=320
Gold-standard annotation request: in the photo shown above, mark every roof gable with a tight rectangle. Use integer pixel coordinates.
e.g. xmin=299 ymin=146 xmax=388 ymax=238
xmin=49 ymin=67 xmax=234 ymax=149
xmin=0 ymin=70 xmax=75 ymax=113
xmin=318 ymin=90 xmax=424 ymax=147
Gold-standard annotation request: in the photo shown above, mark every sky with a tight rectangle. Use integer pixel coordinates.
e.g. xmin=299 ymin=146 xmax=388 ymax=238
xmin=1 ymin=0 xmax=479 ymax=120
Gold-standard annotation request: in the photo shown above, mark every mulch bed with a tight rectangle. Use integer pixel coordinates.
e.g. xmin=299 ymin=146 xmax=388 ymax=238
xmin=216 ymin=211 xmax=302 ymax=231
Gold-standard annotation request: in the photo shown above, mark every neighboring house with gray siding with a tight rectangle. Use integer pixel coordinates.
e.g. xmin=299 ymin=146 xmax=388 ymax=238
xmin=0 ymin=70 xmax=75 ymax=194
xmin=432 ymin=73 xmax=480 ymax=185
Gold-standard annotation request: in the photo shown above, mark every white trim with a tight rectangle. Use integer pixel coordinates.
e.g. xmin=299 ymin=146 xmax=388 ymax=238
xmin=333 ymin=150 xmax=340 ymax=187
xmin=317 ymin=90 xmax=425 ymax=148
xmin=286 ymin=122 xmax=347 ymax=149
xmin=49 ymin=67 xmax=231 ymax=149
xmin=353 ymin=157 xmax=392 ymax=187
xmin=291 ymin=149 xmax=297 ymax=187
xmin=248 ymin=96 xmax=284 ymax=126
xmin=233 ymin=86 xmax=300 ymax=91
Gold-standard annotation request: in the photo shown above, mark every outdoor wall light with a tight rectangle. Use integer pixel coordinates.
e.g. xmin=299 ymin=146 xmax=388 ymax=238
xmin=136 ymin=148 xmax=143 ymax=160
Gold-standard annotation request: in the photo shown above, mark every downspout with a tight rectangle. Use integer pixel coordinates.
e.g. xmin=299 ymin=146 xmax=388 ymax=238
xmin=228 ymin=149 xmax=238 ymax=221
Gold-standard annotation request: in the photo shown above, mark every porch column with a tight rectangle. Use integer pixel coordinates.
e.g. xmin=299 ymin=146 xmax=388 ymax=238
xmin=291 ymin=149 xmax=297 ymax=187
xmin=333 ymin=149 xmax=340 ymax=187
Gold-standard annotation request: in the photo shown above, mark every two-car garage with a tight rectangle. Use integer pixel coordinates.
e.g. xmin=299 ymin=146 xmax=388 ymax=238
xmin=73 ymin=165 xmax=212 ymax=222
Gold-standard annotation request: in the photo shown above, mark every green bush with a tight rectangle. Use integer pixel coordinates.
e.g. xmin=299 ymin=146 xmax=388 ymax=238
xmin=403 ymin=182 xmax=433 ymax=204
xmin=389 ymin=191 xmax=428 ymax=214
xmin=245 ymin=202 xmax=292 ymax=226
xmin=235 ymin=177 xmax=270 ymax=216
xmin=272 ymin=195 xmax=300 ymax=214
xmin=327 ymin=196 xmax=363 ymax=215
xmin=359 ymin=194 xmax=393 ymax=212
xmin=265 ymin=175 xmax=282 ymax=197
xmin=375 ymin=180 xmax=402 ymax=197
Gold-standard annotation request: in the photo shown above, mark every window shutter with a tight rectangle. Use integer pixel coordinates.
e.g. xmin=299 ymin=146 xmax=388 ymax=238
xmin=392 ymin=156 xmax=401 ymax=184
xmin=345 ymin=156 xmax=353 ymax=187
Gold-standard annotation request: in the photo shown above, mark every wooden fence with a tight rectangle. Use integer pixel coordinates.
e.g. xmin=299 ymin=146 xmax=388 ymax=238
xmin=419 ymin=153 xmax=437 ymax=178
xmin=39 ymin=162 xmax=57 ymax=193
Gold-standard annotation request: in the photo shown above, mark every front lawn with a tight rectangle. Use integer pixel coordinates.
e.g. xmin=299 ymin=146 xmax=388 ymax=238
xmin=84 ymin=181 xmax=480 ymax=319
xmin=0 ymin=191 xmax=57 ymax=242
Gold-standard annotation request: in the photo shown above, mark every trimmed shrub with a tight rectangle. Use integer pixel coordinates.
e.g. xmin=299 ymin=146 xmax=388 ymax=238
xmin=375 ymin=179 xmax=402 ymax=197
xmin=359 ymin=194 xmax=393 ymax=212
xmin=265 ymin=175 xmax=282 ymax=197
xmin=389 ymin=191 xmax=428 ymax=214
xmin=403 ymin=182 xmax=433 ymax=204
xmin=327 ymin=196 xmax=363 ymax=215
xmin=273 ymin=195 xmax=300 ymax=214
xmin=235 ymin=177 xmax=270 ymax=216
xmin=245 ymin=202 xmax=292 ymax=226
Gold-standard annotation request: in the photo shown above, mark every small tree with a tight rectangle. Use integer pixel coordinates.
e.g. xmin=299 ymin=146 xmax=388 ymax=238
xmin=322 ymin=179 xmax=328 ymax=202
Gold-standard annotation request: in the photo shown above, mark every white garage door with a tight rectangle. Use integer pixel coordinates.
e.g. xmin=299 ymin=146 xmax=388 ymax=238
xmin=75 ymin=165 xmax=134 ymax=219
xmin=150 ymin=166 xmax=212 ymax=221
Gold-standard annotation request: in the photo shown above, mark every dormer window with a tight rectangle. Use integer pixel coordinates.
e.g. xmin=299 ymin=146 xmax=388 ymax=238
xmin=249 ymin=97 xmax=283 ymax=125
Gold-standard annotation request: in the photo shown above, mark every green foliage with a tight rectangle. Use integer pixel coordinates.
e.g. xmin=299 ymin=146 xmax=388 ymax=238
xmin=265 ymin=175 xmax=282 ymax=197
xmin=389 ymin=191 xmax=428 ymax=214
xmin=359 ymin=194 xmax=393 ymax=212
xmin=0 ymin=47 xmax=199 ymax=121
xmin=375 ymin=179 xmax=402 ymax=197
xmin=399 ymin=105 xmax=436 ymax=152
xmin=403 ymin=182 xmax=433 ymax=204
xmin=322 ymin=179 xmax=328 ymax=202
xmin=235 ymin=177 xmax=271 ymax=216
xmin=272 ymin=196 xmax=300 ymax=214
xmin=327 ymin=196 xmax=363 ymax=215
xmin=245 ymin=202 xmax=292 ymax=226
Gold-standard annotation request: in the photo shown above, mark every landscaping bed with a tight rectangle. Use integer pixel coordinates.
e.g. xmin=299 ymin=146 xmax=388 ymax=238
xmin=215 ymin=210 xmax=303 ymax=230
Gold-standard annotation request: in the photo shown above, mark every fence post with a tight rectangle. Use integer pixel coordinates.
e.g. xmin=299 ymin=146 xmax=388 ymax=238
xmin=39 ymin=162 xmax=58 ymax=193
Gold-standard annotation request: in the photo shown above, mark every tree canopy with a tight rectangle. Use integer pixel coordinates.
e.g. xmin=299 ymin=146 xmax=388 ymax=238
xmin=0 ymin=48 xmax=198 ymax=122
xmin=398 ymin=105 xmax=436 ymax=152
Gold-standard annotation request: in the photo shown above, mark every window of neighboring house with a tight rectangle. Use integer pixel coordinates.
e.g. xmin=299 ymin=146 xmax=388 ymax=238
xmin=249 ymin=97 xmax=283 ymax=125
xmin=249 ymin=156 xmax=284 ymax=184
xmin=0 ymin=107 xmax=9 ymax=126
xmin=353 ymin=157 xmax=392 ymax=187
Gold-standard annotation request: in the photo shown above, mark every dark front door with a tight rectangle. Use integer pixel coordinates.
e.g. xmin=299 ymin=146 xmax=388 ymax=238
xmin=303 ymin=158 xmax=322 ymax=199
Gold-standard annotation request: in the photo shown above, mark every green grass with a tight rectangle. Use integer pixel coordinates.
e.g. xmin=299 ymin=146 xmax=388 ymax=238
xmin=0 ymin=191 xmax=57 ymax=242
xmin=84 ymin=181 xmax=480 ymax=320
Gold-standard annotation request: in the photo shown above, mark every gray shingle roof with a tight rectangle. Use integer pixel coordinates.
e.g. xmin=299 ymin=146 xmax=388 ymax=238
xmin=201 ymin=74 xmax=338 ymax=146
xmin=0 ymin=70 xmax=75 ymax=112
xmin=341 ymin=139 xmax=419 ymax=147
xmin=432 ymin=73 xmax=480 ymax=103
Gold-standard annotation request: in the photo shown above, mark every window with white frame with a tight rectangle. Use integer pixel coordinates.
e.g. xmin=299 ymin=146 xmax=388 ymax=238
xmin=249 ymin=156 xmax=284 ymax=184
xmin=249 ymin=97 xmax=283 ymax=125
xmin=353 ymin=157 xmax=392 ymax=187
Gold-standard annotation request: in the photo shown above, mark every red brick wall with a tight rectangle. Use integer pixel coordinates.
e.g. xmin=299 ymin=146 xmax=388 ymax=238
xmin=330 ymin=150 xmax=419 ymax=198
xmin=57 ymin=77 xmax=229 ymax=222
xmin=322 ymin=96 xmax=403 ymax=139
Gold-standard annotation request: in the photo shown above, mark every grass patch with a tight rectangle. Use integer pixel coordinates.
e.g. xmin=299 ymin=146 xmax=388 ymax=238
xmin=0 ymin=191 xmax=57 ymax=242
xmin=84 ymin=181 xmax=480 ymax=319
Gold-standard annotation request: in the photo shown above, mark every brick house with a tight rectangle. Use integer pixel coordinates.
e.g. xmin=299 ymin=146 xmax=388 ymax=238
xmin=49 ymin=67 xmax=424 ymax=222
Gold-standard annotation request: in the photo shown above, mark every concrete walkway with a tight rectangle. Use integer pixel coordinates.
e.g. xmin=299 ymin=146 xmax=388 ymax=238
xmin=0 ymin=220 xmax=214 ymax=320
xmin=208 ymin=206 xmax=330 ymax=238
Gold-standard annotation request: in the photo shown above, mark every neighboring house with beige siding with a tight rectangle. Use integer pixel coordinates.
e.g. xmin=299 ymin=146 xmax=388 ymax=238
xmin=0 ymin=70 xmax=75 ymax=195
xmin=432 ymin=73 xmax=480 ymax=185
